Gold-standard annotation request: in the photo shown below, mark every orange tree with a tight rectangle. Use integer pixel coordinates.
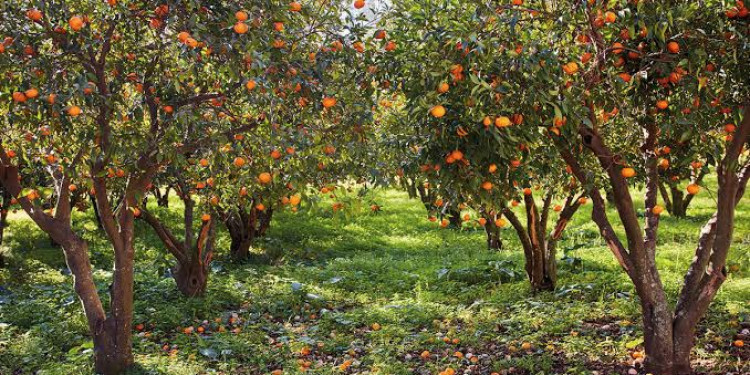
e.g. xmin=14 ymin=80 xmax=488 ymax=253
xmin=369 ymin=0 xmax=590 ymax=290
xmin=0 ymin=1 xmax=297 ymax=372
xmin=132 ymin=0 xmax=376 ymax=295
xmin=372 ymin=1 xmax=749 ymax=373
xmin=546 ymin=1 xmax=749 ymax=373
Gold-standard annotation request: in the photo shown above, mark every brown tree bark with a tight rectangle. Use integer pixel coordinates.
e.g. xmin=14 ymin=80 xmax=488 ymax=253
xmin=557 ymin=103 xmax=750 ymax=375
xmin=502 ymin=191 xmax=582 ymax=291
xmin=152 ymin=186 xmax=171 ymax=208
xmin=1 ymin=148 xmax=144 ymax=374
xmin=483 ymin=219 xmax=503 ymax=250
xmin=416 ymin=183 xmax=435 ymax=213
xmin=139 ymin=196 xmax=216 ymax=297
xmin=222 ymin=204 xmax=274 ymax=261
xmin=0 ymin=186 xmax=9 ymax=251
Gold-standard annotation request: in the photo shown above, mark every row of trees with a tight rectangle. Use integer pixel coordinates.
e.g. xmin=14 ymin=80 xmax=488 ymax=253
xmin=370 ymin=1 xmax=748 ymax=374
xmin=0 ymin=1 xmax=747 ymax=374
xmin=0 ymin=1 xmax=378 ymax=373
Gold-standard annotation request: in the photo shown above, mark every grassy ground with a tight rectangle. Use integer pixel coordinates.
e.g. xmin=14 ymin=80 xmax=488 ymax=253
xmin=0 ymin=187 xmax=748 ymax=375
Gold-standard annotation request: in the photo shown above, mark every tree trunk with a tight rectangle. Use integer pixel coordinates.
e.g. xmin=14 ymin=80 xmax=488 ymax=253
xmin=172 ymin=258 xmax=208 ymax=297
xmin=139 ymin=195 xmax=215 ymax=297
xmin=60 ymin=234 xmax=133 ymax=375
xmin=416 ymin=184 xmax=433 ymax=213
xmin=0 ymin=186 xmax=9 ymax=250
xmin=156 ymin=186 xmax=170 ymax=208
xmin=503 ymin=206 xmax=555 ymax=291
xmin=90 ymin=193 xmax=104 ymax=230
xmin=483 ymin=220 xmax=502 ymax=250
xmin=230 ymin=237 xmax=253 ymax=261
xmin=93 ymin=319 xmax=134 ymax=375
xmin=445 ymin=209 xmax=462 ymax=228
xmin=256 ymin=208 xmax=273 ymax=237
xmin=226 ymin=207 xmax=258 ymax=261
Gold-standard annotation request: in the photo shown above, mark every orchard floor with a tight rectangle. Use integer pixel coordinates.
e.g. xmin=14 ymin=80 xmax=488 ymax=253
xmin=0 ymin=188 xmax=748 ymax=375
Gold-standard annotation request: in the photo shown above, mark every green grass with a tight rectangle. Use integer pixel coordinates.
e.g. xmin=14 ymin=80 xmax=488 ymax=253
xmin=0 ymin=186 xmax=748 ymax=375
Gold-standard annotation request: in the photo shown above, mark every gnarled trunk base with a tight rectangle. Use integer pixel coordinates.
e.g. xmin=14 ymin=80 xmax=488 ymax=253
xmin=230 ymin=238 xmax=253 ymax=261
xmin=173 ymin=260 xmax=208 ymax=297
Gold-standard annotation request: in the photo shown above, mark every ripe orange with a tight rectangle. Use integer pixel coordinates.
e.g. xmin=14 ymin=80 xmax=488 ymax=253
xmin=430 ymin=105 xmax=446 ymax=118
xmin=209 ymin=196 xmax=220 ymax=206
xmin=69 ymin=16 xmax=84 ymax=31
xmin=604 ymin=11 xmax=616 ymax=23
xmin=656 ymin=100 xmax=669 ymax=110
xmin=686 ymin=183 xmax=700 ymax=195
xmin=611 ymin=42 xmax=624 ymax=54
xmin=488 ymin=163 xmax=497 ymax=173
xmin=618 ymin=72 xmax=632 ymax=82
xmin=521 ymin=342 xmax=532 ymax=351
xmin=494 ymin=218 xmax=506 ymax=227
xmin=234 ymin=22 xmax=249 ymax=34
xmin=235 ymin=10 xmax=248 ymax=21
xmin=666 ymin=41 xmax=680 ymax=54
xmin=12 ymin=92 xmax=27 ymax=103
xmin=26 ymin=9 xmax=43 ymax=21
xmin=435 ymin=82 xmax=449 ymax=94
xmin=371 ymin=323 xmax=381 ymax=331
xmin=354 ymin=0 xmax=366 ymax=9
xmin=255 ymin=203 xmax=266 ymax=211
xmin=652 ymin=205 xmax=664 ymax=215
xmin=374 ymin=29 xmax=386 ymax=40
xmin=450 ymin=149 xmax=463 ymax=160
xmin=258 ymin=172 xmax=272 ymax=184
xmin=621 ymin=167 xmax=636 ymax=178
xmin=246 ymin=80 xmax=257 ymax=90
xmin=163 ymin=105 xmax=174 ymax=114
xmin=553 ymin=204 xmax=562 ymax=212
xmin=67 ymin=105 xmax=82 ymax=116
xmin=24 ymin=88 xmax=39 ymax=99
xmin=478 ymin=218 xmax=487 ymax=226
xmin=562 ymin=61 xmax=579 ymax=75
xmin=273 ymin=22 xmax=284 ymax=32
xmin=384 ymin=41 xmax=397 ymax=51
xmin=239 ymin=187 xmax=248 ymax=197
xmin=199 ymin=158 xmax=209 ymax=167
xmin=270 ymin=149 xmax=282 ymax=159
xmin=201 ymin=213 xmax=211 ymax=222
xmin=69 ymin=184 xmax=78 ymax=192
xmin=290 ymin=195 xmax=301 ymax=206
xmin=289 ymin=2 xmax=302 ymax=12
xmin=322 ymin=97 xmax=337 ymax=108
xmin=581 ymin=52 xmax=592 ymax=64
xmin=495 ymin=116 xmax=511 ymax=128
xmin=734 ymin=340 xmax=744 ymax=347
xmin=233 ymin=157 xmax=246 ymax=167
xmin=523 ymin=187 xmax=532 ymax=196
xmin=483 ymin=116 xmax=492 ymax=127
xmin=481 ymin=181 xmax=493 ymax=191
